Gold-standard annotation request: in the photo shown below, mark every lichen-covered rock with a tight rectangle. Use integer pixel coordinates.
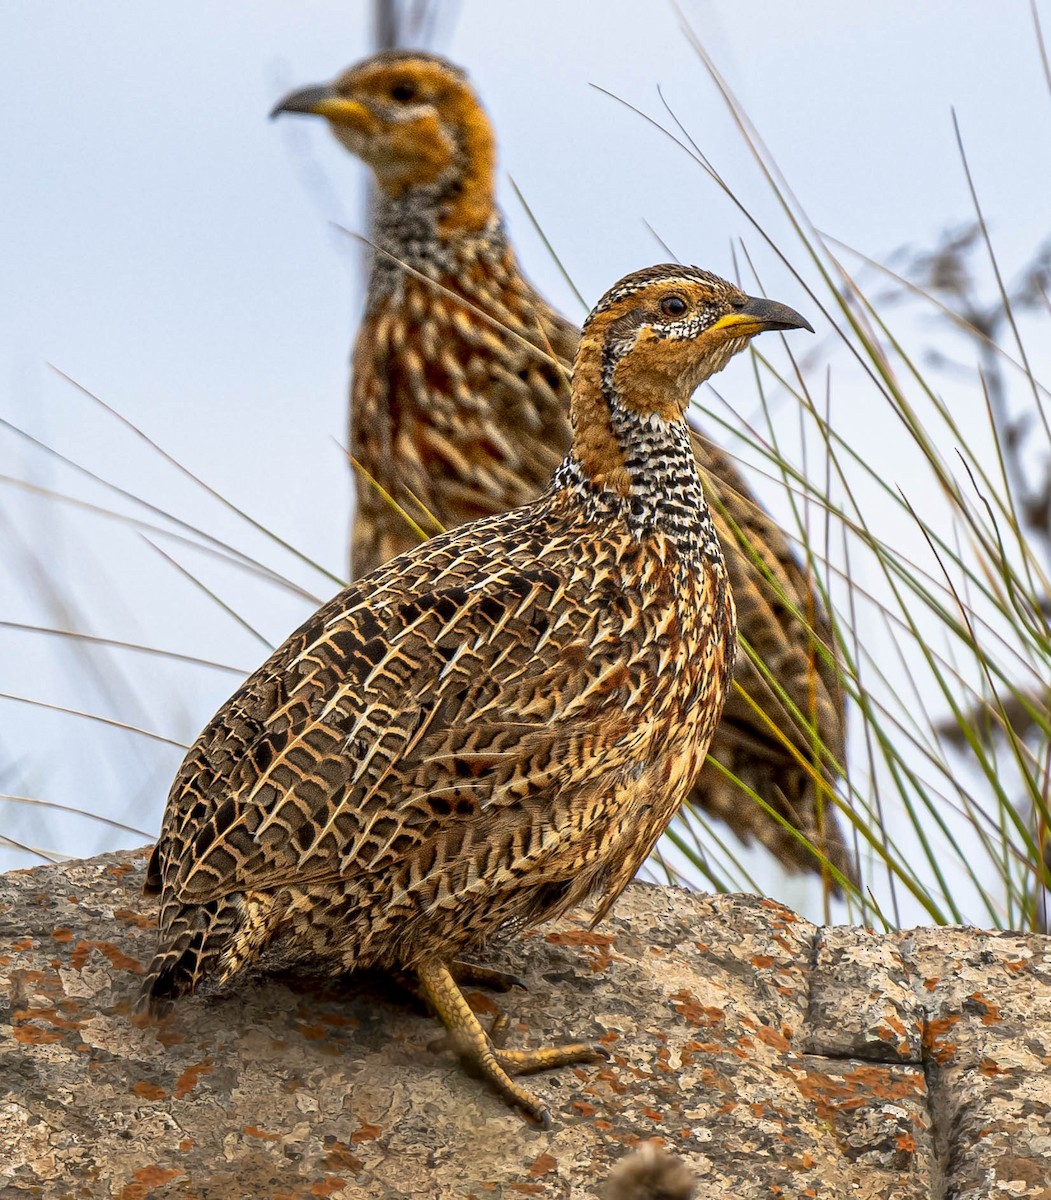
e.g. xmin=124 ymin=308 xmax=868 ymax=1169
xmin=0 ymin=850 xmax=1048 ymax=1198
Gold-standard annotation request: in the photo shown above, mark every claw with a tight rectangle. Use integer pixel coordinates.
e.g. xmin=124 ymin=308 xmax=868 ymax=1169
xmin=417 ymin=956 xmax=600 ymax=1126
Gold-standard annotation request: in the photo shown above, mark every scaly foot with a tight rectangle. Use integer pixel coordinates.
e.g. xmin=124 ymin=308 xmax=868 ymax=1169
xmin=417 ymin=957 xmax=606 ymax=1127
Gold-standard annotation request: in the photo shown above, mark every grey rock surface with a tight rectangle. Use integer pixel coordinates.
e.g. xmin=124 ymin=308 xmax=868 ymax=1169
xmin=1 ymin=849 xmax=1049 ymax=1199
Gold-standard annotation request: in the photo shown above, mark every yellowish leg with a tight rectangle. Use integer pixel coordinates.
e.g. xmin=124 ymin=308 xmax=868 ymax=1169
xmin=416 ymin=957 xmax=606 ymax=1127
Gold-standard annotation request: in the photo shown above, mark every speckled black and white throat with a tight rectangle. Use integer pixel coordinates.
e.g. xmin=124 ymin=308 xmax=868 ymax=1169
xmin=553 ymin=406 xmax=723 ymax=570
xmin=369 ymin=193 xmax=506 ymax=302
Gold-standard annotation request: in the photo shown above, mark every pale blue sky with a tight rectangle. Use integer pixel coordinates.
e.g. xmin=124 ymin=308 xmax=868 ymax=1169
xmin=2 ymin=2 xmax=1049 ymax=921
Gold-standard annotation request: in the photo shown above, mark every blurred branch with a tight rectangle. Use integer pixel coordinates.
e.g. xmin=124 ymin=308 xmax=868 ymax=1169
xmin=893 ymin=221 xmax=1051 ymax=560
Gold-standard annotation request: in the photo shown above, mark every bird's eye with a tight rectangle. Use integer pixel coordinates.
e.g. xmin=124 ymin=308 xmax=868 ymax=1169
xmin=390 ymin=81 xmax=418 ymax=103
xmin=660 ymin=295 xmax=688 ymax=318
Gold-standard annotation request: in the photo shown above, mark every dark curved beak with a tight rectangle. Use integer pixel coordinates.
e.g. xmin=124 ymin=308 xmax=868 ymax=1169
xmin=711 ymin=295 xmax=814 ymax=337
xmin=269 ymin=84 xmax=340 ymax=120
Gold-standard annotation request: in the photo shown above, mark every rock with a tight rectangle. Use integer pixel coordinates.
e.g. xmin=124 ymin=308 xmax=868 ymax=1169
xmin=1 ymin=849 xmax=1049 ymax=1199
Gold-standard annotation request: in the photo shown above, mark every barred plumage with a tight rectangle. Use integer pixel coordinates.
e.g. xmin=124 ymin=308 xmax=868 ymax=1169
xmin=141 ymin=264 xmax=811 ymax=1124
xmin=272 ymin=52 xmax=854 ymax=886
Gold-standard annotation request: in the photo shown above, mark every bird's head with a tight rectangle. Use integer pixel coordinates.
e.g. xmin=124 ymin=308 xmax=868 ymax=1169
xmin=579 ymin=264 xmax=813 ymax=420
xmin=271 ymin=52 xmax=495 ymax=232
xmin=569 ymin=265 xmax=812 ymax=493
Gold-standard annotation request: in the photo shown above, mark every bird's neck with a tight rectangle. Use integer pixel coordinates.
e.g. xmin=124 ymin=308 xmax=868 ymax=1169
xmin=555 ymin=368 xmax=721 ymax=566
xmin=368 ymin=177 xmax=503 ymax=295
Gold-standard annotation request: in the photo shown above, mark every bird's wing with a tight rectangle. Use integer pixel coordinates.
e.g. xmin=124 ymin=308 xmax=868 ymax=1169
xmin=155 ymin=527 xmax=640 ymax=905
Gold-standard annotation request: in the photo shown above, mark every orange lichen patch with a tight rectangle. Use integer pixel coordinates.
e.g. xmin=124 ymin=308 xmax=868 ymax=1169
xmin=115 ymin=907 xmax=155 ymax=930
xmin=464 ymin=990 xmax=499 ymax=1016
xmin=155 ymin=1029 xmax=185 ymax=1048
xmin=751 ymin=954 xmax=774 ymax=969
xmin=544 ymin=928 xmax=618 ymax=972
xmin=69 ymin=939 xmax=142 ymax=974
xmin=544 ymin=930 xmax=616 ymax=948
xmin=310 ymin=1179 xmax=346 ymax=1198
xmin=12 ymin=1023 xmax=63 ymax=1045
xmin=116 ymin=1167 xmax=185 ymax=1200
xmin=107 ymin=863 xmax=134 ymax=878
xmin=966 ymin=992 xmax=1003 ymax=1026
xmin=788 ymin=1063 xmax=926 ymax=1127
xmin=16 ymin=968 xmax=57 ymax=989
xmin=131 ymin=1081 xmax=166 ymax=1101
xmin=760 ymin=898 xmax=797 ymax=920
xmin=528 ymin=1153 xmax=557 ymax=1178
xmin=320 ymin=1142 xmax=363 ymax=1173
xmin=642 ymin=1107 xmax=664 ymax=1122
xmin=351 ymin=1122 xmax=382 ymax=1144
xmin=757 ymin=1026 xmax=791 ymax=1052
xmin=14 ymin=1004 xmax=84 ymax=1032
xmin=318 ymin=1011 xmax=358 ymax=1028
xmin=883 ymin=1014 xmax=909 ymax=1038
xmin=923 ymin=977 xmax=940 ymax=992
xmin=296 ymin=1023 xmax=329 ymax=1041
xmin=50 ymin=927 xmax=75 ymax=943
xmin=571 ymin=1100 xmax=597 ymax=1118
xmin=874 ymin=1025 xmax=914 ymax=1057
xmin=1002 ymin=958 xmax=1029 ymax=974
xmin=785 ymin=1152 xmax=816 ymax=1171
xmin=590 ymin=1066 xmax=628 ymax=1095
xmin=843 ymin=1064 xmax=926 ymax=1101
xmin=922 ymin=1015 xmax=961 ymax=1064
xmin=787 ymin=1075 xmax=854 ymax=1128
xmin=678 ymin=1039 xmax=705 ymax=1067
xmin=896 ymin=1132 xmax=917 ymax=1153
xmin=12 ymin=937 xmax=33 ymax=951
xmin=173 ymin=1058 xmax=213 ymax=1099
xmin=979 ymin=1057 xmax=1004 ymax=1077
xmin=671 ymin=990 xmax=724 ymax=1029
xmin=599 ymin=1029 xmax=621 ymax=1046
xmin=243 ymin=1126 xmax=281 ymax=1141
xmin=177 ymin=1139 xmax=195 ymax=1152
xmin=594 ymin=1118 xmax=613 ymax=1132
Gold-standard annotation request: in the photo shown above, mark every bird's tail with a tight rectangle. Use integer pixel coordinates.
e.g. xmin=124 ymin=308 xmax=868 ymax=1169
xmin=137 ymin=897 xmax=238 ymax=1016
